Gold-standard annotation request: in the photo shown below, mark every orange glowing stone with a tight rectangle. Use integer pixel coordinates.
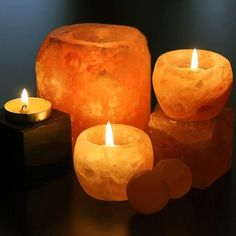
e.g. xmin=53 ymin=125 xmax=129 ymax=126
xmin=153 ymin=159 xmax=192 ymax=199
xmin=36 ymin=23 xmax=151 ymax=145
xmin=74 ymin=123 xmax=154 ymax=201
xmin=153 ymin=49 xmax=233 ymax=121
xmin=148 ymin=105 xmax=234 ymax=189
xmin=127 ymin=170 xmax=169 ymax=214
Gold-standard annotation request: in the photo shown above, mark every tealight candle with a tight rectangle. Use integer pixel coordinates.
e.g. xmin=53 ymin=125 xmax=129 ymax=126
xmin=153 ymin=49 xmax=233 ymax=121
xmin=73 ymin=122 xmax=154 ymax=201
xmin=4 ymin=89 xmax=51 ymax=123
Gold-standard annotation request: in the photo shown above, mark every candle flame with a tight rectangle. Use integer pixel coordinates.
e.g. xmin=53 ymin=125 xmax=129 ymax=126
xmin=21 ymin=88 xmax=28 ymax=106
xmin=191 ymin=48 xmax=198 ymax=70
xmin=105 ymin=122 xmax=115 ymax=146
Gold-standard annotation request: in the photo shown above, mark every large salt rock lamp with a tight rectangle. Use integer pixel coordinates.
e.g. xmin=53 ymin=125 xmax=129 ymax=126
xmin=153 ymin=49 xmax=232 ymax=121
xmin=148 ymin=105 xmax=234 ymax=189
xmin=36 ymin=23 xmax=151 ymax=145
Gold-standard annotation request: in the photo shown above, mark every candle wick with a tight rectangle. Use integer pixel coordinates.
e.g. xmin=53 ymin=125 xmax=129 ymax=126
xmin=20 ymin=104 xmax=28 ymax=113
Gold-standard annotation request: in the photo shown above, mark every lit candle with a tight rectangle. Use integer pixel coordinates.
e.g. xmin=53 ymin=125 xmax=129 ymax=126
xmin=191 ymin=48 xmax=198 ymax=70
xmin=153 ymin=49 xmax=233 ymax=121
xmin=4 ymin=88 xmax=51 ymax=123
xmin=105 ymin=121 xmax=115 ymax=146
xmin=20 ymin=88 xmax=29 ymax=112
xmin=73 ymin=122 xmax=154 ymax=201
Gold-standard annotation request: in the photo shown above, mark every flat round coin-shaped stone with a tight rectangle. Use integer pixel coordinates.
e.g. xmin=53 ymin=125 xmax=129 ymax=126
xmin=154 ymin=159 xmax=192 ymax=199
xmin=127 ymin=170 xmax=169 ymax=214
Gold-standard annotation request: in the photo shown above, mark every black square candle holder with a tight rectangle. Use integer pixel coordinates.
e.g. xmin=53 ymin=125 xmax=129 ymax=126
xmin=0 ymin=109 xmax=72 ymax=188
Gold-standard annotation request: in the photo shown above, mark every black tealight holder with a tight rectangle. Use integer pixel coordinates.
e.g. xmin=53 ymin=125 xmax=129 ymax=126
xmin=0 ymin=109 xmax=72 ymax=189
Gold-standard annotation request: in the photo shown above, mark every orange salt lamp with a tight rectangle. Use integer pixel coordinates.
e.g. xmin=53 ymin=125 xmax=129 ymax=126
xmin=153 ymin=159 xmax=192 ymax=199
xmin=36 ymin=23 xmax=151 ymax=145
xmin=153 ymin=49 xmax=232 ymax=121
xmin=148 ymin=105 xmax=234 ymax=189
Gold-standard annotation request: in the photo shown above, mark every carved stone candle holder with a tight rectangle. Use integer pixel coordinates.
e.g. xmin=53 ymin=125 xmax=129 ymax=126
xmin=36 ymin=23 xmax=151 ymax=146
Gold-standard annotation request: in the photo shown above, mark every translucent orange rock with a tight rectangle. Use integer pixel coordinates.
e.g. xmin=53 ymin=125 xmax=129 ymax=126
xmin=36 ymin=23 xmax=151 ymax=145
xmin=148 ymin=105 xmax=234 ymax=189
xmin=153 ymin=49 xmax=233 ymax=121
xmin=153 ymin=159 xmax=192 ymax=199
xmin=127 ymin=170 xmax=169 ymax=214
xmin=74 ymin=124 xmax=154 ymax=201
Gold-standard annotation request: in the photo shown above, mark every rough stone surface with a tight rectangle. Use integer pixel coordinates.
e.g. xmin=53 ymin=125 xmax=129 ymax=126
xmin=74 ymin=124 xmax=154 ymax=201
xmin=153 ymin=49 xmax=233 ymax=121
xmin=36 ymin=23 xmax=151 ymax=146
xmin=148 ymin=105 xmax=234 ymax=189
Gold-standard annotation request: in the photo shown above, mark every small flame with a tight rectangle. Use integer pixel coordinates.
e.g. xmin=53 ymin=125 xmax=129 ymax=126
xmin=21 ymin=88 xmax=28 ymax=106
xmin=191 ymin=48 xmax=198 ymax=70
xmin=105 ymin=122 xmax=115 ymax=146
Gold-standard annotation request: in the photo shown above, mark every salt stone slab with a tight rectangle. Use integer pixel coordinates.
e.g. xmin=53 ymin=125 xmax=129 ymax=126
xmin=36 ymin=23 xmax=151 ymax=145
xmin=148 ymin=105 xmax=234 ymax=189
xmin=153 ymin=159 xmax=192 ymax=199
xmin=127 ymin=170 xmax=169 ymax=214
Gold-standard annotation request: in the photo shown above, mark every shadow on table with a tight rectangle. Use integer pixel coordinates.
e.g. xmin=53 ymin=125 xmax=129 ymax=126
xmin=0 ymin=160 xmax=73 ymax=236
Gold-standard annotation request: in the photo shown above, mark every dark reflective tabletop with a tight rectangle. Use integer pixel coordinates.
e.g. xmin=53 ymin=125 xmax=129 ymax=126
xmin=0 ymin=160 xmax=235 ymax=236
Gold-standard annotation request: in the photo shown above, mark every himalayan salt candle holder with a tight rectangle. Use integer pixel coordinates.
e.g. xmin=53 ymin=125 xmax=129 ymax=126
xmin=148 ymin=105 xmax=234 ymax=189
xmin=153 ymin=49 xmax=233 ymax=121
xmin=36 ymin=23 xmax=151 ymax=145
xmin=73 ymin=123 xmax=154 ymax=201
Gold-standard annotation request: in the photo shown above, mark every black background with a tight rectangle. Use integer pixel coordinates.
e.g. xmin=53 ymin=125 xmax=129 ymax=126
xmin=0 ymin=0 xmax=235 ymax=235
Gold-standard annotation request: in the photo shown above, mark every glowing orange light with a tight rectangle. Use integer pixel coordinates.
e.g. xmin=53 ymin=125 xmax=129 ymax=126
xmin=105 ymin=121 xmax=115 ymax=146
xmin=191 ymin=48 xmax=198 ymax=70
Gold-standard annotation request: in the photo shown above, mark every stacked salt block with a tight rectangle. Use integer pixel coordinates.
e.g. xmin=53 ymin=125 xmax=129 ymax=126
xmin=149 ymin=49 xmax=234 ymax=189
xmin=36 ymin=23 xmax=151 ymax=147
